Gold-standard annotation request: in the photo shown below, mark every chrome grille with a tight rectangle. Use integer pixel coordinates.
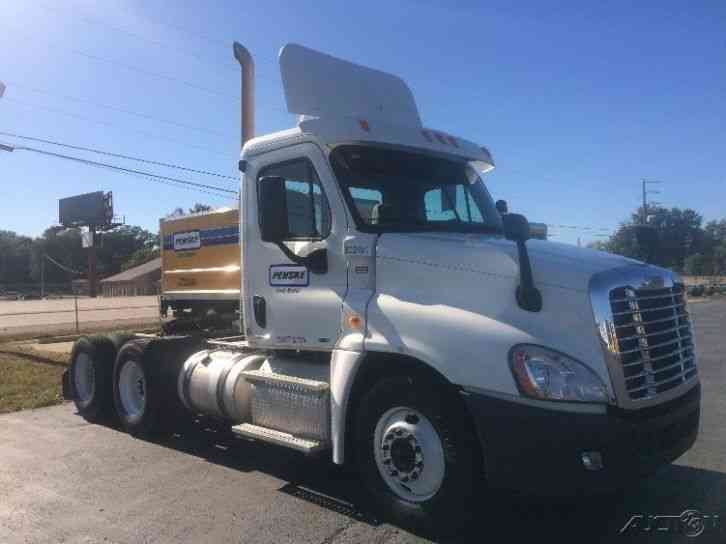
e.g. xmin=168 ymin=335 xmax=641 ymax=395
xmin=608 ymin=283 xmax=697 ymax=400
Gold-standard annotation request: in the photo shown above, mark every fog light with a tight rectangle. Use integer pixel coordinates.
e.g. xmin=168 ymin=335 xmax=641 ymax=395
xmin=581 ymin=451 xmax=604 ymax=471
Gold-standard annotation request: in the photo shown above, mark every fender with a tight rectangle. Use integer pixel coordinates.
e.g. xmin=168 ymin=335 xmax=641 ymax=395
xmin=330 ymin=348 xmax=462 ymax=465
xmin=330 ymin=349 xmax=363 ymax=464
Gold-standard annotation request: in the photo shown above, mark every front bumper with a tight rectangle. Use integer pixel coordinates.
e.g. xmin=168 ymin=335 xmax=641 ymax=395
xmin=462 ymin=382 xmax=700 ymax=495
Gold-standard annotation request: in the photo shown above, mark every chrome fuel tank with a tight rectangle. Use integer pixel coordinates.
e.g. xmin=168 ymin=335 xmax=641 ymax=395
xmin=178 ymin=350 xmax=265 ymax=422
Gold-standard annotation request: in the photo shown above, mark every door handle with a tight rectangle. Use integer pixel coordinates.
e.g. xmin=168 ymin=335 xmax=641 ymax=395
xmin=252 ymin=295 xmax=266 ymax=328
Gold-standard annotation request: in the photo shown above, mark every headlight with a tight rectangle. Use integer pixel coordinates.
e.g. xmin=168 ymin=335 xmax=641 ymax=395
xmin=509 ymin=344 xmax=609 ymax=402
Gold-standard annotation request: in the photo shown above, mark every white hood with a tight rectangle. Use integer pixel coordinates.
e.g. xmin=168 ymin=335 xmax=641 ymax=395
xmin=368 ymin=231 xmax=633 ymax=398
xmin=376 ymin=232 xmax=641 ymax=293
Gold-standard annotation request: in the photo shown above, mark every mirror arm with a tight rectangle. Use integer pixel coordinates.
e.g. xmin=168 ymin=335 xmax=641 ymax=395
xmin=514 ymin=240 xmax=542 ymax=312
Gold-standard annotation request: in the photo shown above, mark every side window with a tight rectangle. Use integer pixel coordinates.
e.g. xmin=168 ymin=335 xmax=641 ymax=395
xmin=424 ymin=188 xmax=456 ymax=221
xmin=348 ymin=187 xmax=383 ymax=224
xmin=258 ymin=158 xmax=331 ymax=239
xmin=424 ymin=185 xmax=485 ymax=223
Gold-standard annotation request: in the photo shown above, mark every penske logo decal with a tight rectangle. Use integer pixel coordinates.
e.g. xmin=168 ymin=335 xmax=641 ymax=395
xmin=163 ymin=226 xmax=239 ymax=251
xmin=173 ymin=231 xmax=201 ymax=251
xmin=269 ymin=265 xmax=309 ymax=287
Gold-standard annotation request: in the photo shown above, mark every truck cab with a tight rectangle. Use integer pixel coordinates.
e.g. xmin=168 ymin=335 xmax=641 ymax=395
xmin=66 ymin=42 xmax=700 ymax=528
xmin=237 ymin=42 xmax=699 ymax=505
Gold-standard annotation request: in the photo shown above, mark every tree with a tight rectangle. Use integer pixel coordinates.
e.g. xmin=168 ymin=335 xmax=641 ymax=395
xmin=705 ymin=219 xmax=726 ymax=243
xmin=603 ymin=206 xmax=705 ymax=271
xmin=26 ymin=225 xmax=158 ymax=282
xmin=31 ymin=228 xmax=86 ymax=284
xmin=121 ymin=247 xmax=160 ymax=271
xmin=189 ymin=203 xmax=212 ymax=214
xmin=683 ymin=253 xmax=707 ymax=276
xmin=97 ymin=225 xmax=158 ymax=276
xmin=0 ymin=230 xmax=34 ymax=285
xmin=713 ymin=244 xmax=726 ymax=275
xmin=166 ymin=203 xmax=213 ymax=218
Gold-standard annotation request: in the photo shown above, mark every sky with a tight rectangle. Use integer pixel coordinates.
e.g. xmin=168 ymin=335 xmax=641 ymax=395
xmin=0 ymin=0 xmax=724 ymax=245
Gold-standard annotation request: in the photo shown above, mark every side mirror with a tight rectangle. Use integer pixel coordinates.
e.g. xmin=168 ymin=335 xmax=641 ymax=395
xmin=502 ymin=213 xmax=530 ymax=242
xmin=495 ymin=199 xmax=508 ymax=215
xmin=258 ymin=176 xmax=288 ymax=243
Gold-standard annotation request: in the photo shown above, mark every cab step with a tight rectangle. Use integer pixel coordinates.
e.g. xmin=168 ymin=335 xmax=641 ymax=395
xmin=231 ymin=423 xmax=326 ymax=454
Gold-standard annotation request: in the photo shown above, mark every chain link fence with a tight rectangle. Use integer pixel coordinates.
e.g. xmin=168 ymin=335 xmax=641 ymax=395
xmin=0 ymin=286 xmax=163 ymax=340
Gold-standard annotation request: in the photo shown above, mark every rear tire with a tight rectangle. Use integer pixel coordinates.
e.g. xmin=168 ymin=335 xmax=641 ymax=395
xmin=112 ymin=339 xmax=162 ymax=436
xmin=69 ymin=336 xmax=117 ymax=422
xmin=107 ymin=333 xmax=135 ymax=353
xmin=354 ymin=374 xmax=480 ymax=531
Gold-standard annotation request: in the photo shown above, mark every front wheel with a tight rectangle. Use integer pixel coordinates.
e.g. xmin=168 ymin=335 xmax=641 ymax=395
xmin=354 ymin=375 xmax=481 ymax=530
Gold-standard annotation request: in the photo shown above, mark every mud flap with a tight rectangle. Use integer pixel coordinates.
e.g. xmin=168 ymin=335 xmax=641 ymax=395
xmin=62 ymin=368 xmax=74 ymax=400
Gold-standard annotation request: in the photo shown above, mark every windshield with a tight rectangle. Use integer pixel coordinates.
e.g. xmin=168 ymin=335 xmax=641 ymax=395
xmin=330 ymin=145 xmax=502 ymax=234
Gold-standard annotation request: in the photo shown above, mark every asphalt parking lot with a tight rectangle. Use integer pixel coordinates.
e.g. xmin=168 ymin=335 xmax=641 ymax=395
xmin=0 ymin=299 xmax=724 ymax=543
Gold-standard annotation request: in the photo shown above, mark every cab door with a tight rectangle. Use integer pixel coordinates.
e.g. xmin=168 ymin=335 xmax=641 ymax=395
xmin=243 ymin=143 xmax=348 ymax=350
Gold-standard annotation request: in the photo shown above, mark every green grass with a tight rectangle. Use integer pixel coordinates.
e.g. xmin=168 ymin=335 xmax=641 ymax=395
xmin=0 ymin=346 xmax=69 ymax=414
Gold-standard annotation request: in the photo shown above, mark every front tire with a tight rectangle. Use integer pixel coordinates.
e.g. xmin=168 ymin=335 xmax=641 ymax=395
xmin=354 ymin=375 xmax=480 ymax=530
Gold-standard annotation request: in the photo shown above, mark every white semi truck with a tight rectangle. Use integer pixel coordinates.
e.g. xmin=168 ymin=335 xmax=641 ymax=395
xmin=63 ymin=42 xmax=700 ymax=526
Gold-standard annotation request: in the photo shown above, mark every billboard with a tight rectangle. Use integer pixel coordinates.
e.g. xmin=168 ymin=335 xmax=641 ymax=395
xmin=59 ymin=191 xmax=113 ymax=227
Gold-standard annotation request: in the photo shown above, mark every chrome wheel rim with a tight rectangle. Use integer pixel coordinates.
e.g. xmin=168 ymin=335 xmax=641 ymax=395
xmin=373 ymin=406 xmax=445 ymax=503
xmin=73 ymin=352 xmax=95 ymax=406
xmin=118 ymin=360 xmax=146 ymax=420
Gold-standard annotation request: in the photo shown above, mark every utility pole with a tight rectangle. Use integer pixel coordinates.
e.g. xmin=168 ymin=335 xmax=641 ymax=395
xmin=641 ymin=179 xmax=663 ymax=224
xmin=641 ymin=179 xmax=647 ymax=224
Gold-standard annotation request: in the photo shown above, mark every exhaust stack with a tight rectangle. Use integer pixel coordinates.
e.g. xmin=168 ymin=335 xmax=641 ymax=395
xmin=233 ymin=42 xmax=255 ymax=148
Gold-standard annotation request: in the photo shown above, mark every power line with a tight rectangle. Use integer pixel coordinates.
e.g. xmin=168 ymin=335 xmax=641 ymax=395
xmin=641 ymin=179 xmax=663 ymax=224
xmin=63 ymin=0 xmax=282 ymax=71
xmin=45 ymin=254 xmax=83 ymax=276
xmin=36 ymin=1 xmax=239 ymax=76
xmin=0 ymin=21 xmax=240 ymax=101
xmin=6 ymin=143 xmax=238 ymax=196
xmin=6 ymin=81 xmax=231 ymax=139
xmin=73 ymin=49 xmax=239 ymax=100
xmin=111 ymin=168 xmax=237 ymax=201
xmin=66 ymin=0 xmax=236 ymax=52
xmin=3 ymin=97 xmax=232 ymax=158
xmin=0 ymin=130 xmax=237 ymax=181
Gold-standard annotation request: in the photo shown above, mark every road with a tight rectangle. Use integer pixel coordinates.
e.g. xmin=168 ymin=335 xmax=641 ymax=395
xmin=0 ymin=299 xmax=724 ymax=543
xmin=0 ymin=296 xmax=160 ymax=338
